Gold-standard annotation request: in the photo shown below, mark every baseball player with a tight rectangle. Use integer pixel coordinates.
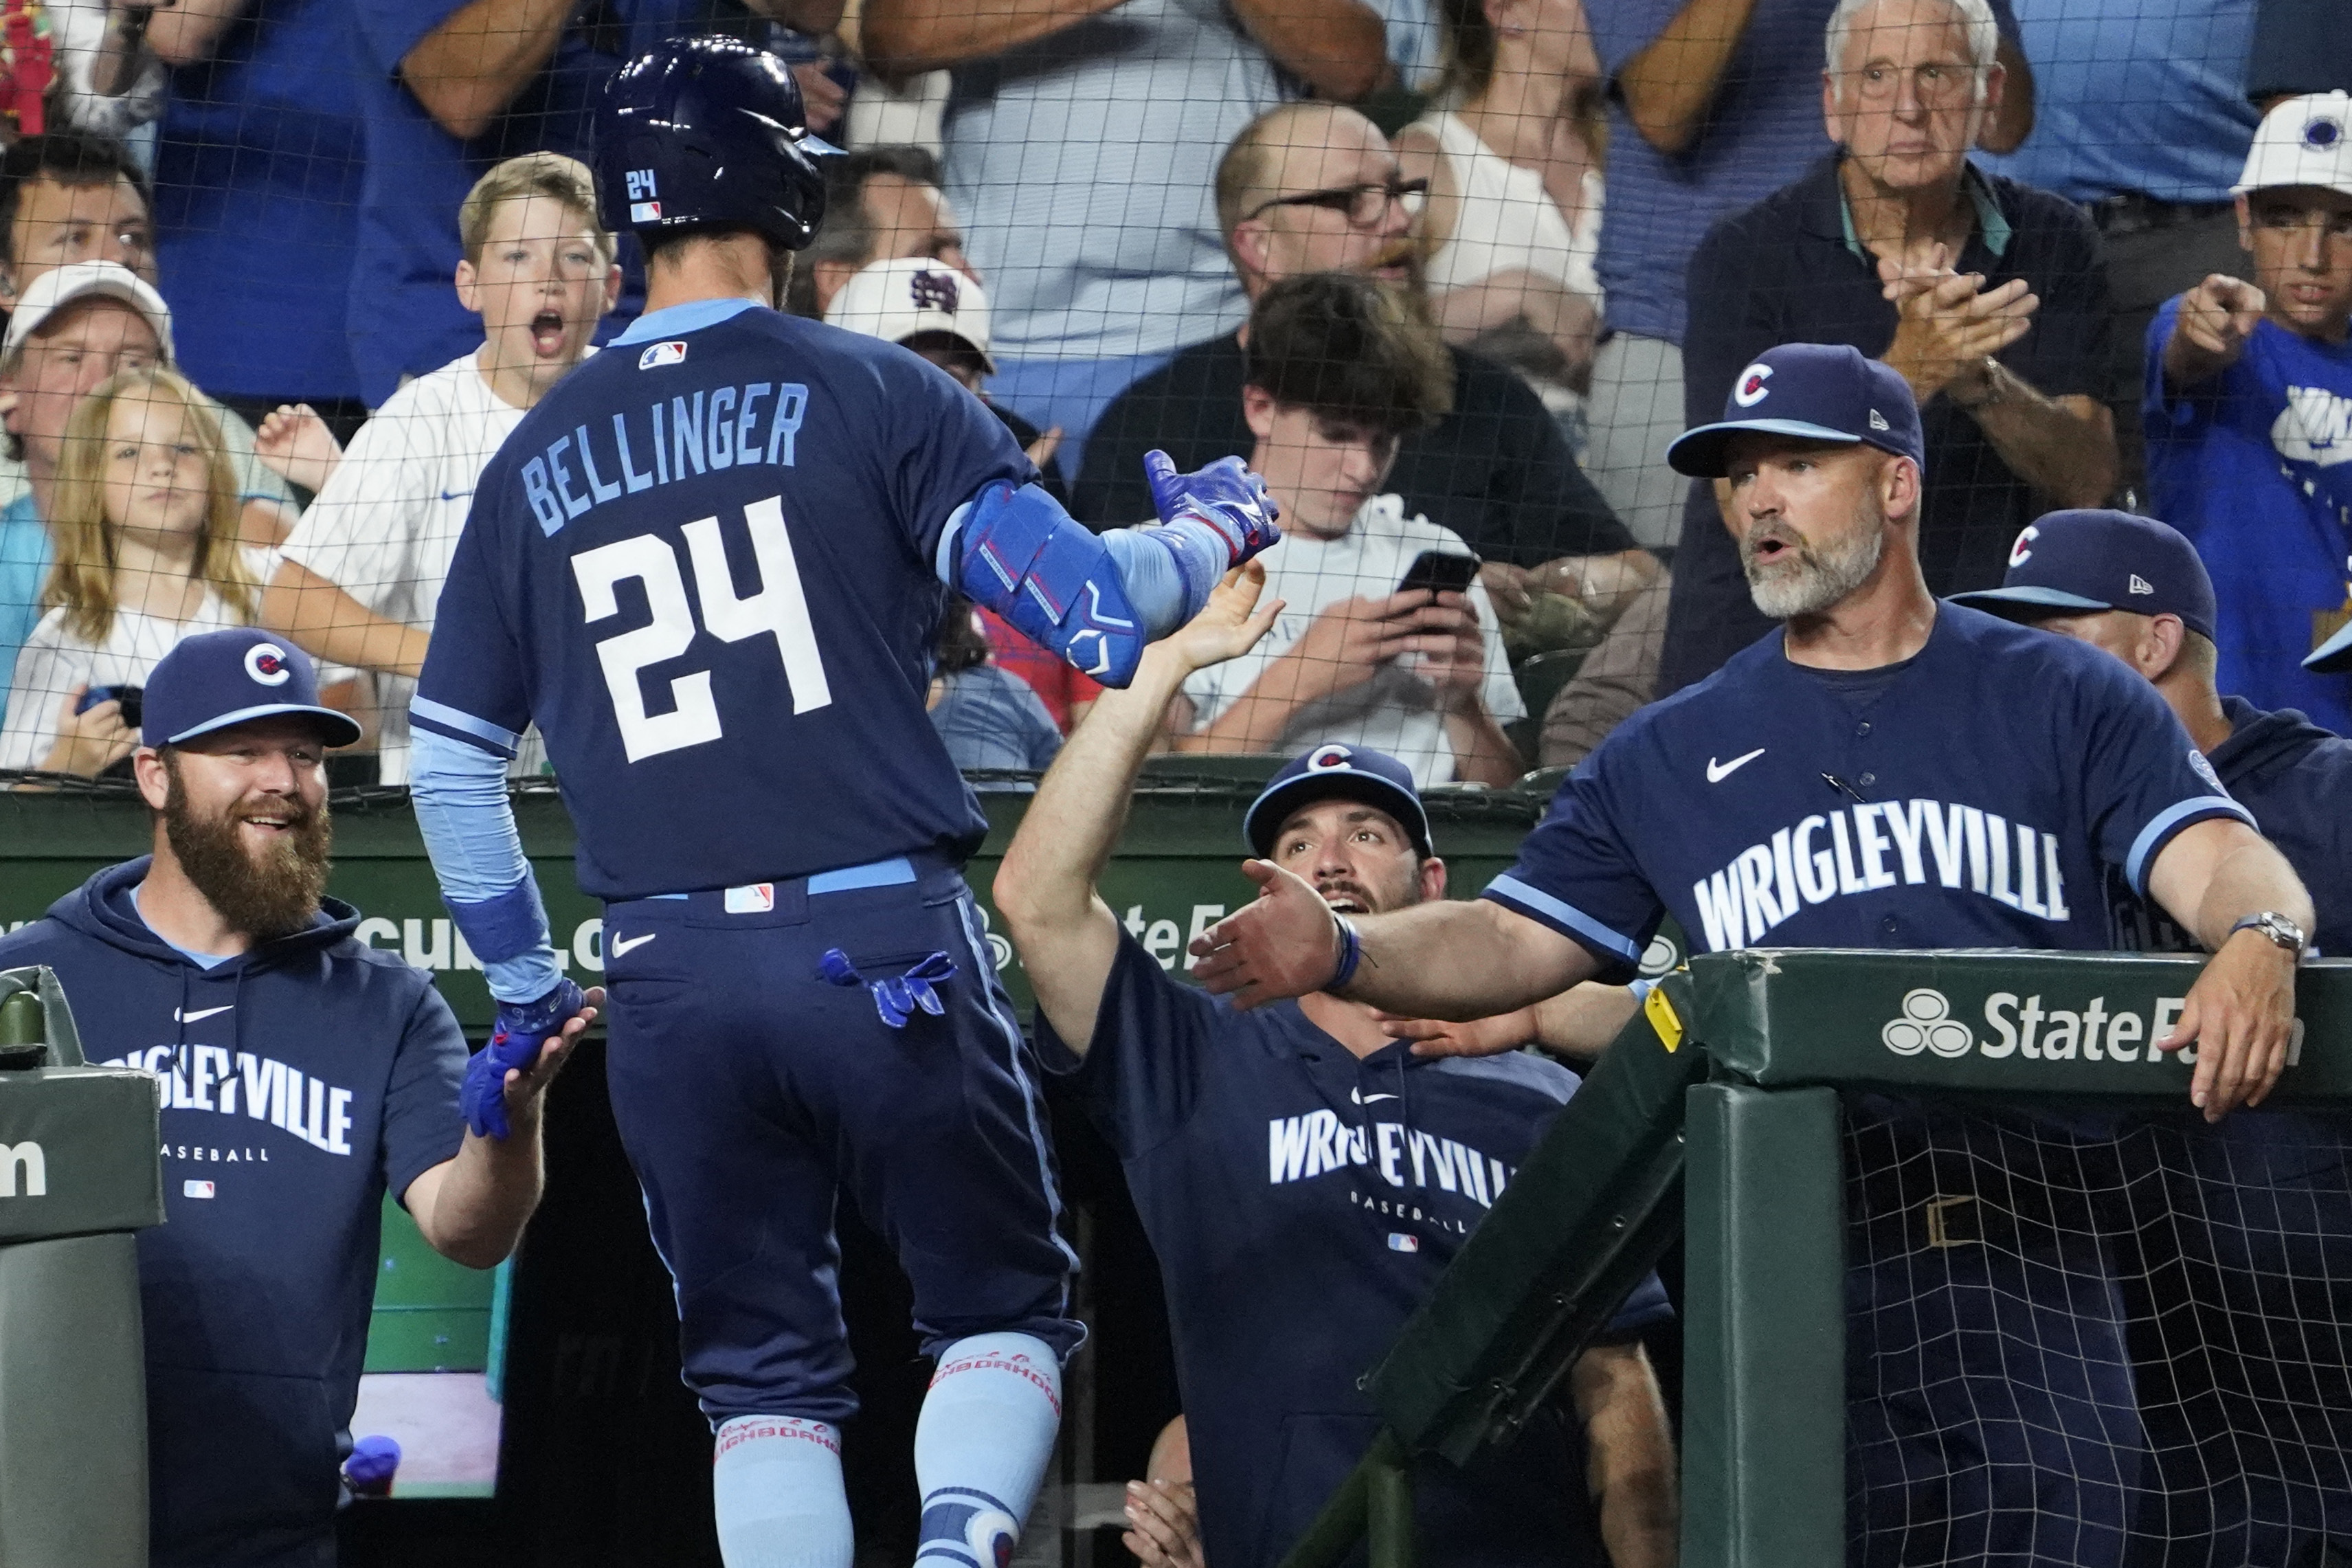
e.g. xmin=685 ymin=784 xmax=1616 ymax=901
xmin=404 ymin=36 xmax=1279 ymax=1568
xmin=1191 ymin=342 xmax=2312 ymax=1566
xmin=994 ymin=572 xmax=1679 ymax=1568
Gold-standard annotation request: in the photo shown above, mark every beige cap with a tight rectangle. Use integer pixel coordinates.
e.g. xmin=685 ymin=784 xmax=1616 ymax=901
xmin=2235 ymin=91 xmax=2352 ymax=198
xmin=3 ymin=261 xmax=176 ymax=365
xmin=824 ymin=257 xmax=995 ymax=372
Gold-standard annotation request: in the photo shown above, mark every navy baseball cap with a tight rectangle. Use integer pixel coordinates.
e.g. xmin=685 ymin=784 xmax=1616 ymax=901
xmin=142 ymin=629 xmax=363 ymax=748
xmin=1244 ymin=743 xmax=1433 ymax=860
xmin=2310 ymin=618 xmax=2352 ymax=675
xmin=1666 ymin=342 xmax=1926 ymax=479
xmin=1949 ymin=509 xmax=2217 ymax=642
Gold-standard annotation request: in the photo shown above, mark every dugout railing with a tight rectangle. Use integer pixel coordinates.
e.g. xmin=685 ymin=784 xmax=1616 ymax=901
xmin=1281 ymin=950 xmax=2352 ymax=1568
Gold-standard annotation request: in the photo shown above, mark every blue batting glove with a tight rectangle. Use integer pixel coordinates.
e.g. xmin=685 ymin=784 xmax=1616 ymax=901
xmin=1143 ymin=451 xmax=1281 ymax=565
xmin=466 ymin=978 xmax=586 ymax=1139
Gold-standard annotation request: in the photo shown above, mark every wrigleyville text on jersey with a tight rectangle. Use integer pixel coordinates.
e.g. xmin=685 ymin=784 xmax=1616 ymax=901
xmin=1692 ymin=798 xmax=2072 ymax=952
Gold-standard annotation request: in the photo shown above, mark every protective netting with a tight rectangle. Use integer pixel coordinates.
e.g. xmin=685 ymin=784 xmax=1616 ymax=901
xmin=0 ymin=0 xmax=2325 ymax=799
xmin=1846 ymin=1093 xmax=2352 ymax=1567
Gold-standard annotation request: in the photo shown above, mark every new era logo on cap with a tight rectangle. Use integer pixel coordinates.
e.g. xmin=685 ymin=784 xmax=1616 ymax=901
xmin=2129 ymin=574 xmax=2154 ymax=595
xmin=1869 ymin=409 xmax=1890 ymax=431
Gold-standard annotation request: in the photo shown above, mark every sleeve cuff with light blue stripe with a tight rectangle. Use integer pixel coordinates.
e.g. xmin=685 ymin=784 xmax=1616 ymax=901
xmin=2125 ymin=795 xmax=2259 ymax=896
xmin=1481 ymin=873 xmax=1644 ymax=967
xmin=410 ymin=696 xmax=522 ymax=759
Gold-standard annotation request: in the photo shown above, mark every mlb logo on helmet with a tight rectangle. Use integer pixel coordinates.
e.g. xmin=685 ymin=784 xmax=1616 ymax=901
xmin=1733 ymin=363 xmax=1773 ymax=407
xmin=1307 ymin=743 xmax=1354 ymax=772
xmin=244 ymin=642 xmax=292 ymax=686
xmin=638 ymin=340 xmax=688 ymax=370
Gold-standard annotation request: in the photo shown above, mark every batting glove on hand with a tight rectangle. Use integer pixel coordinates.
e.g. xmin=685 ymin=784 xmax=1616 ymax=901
xmin=1144 ymin=451 xmax=1281 ymax=565
xmin=467 ymin=978 xmax=586 ymax=1139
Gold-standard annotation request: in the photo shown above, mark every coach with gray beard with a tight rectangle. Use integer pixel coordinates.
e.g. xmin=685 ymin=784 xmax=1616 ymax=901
xmin=0 ymin=627 xmax=598 ymax=1568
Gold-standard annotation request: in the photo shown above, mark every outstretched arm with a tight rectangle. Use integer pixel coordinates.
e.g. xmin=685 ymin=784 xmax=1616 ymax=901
xmin=1189 ymin=862 xmax=1598 ymax=1016
xmin=260 ymin=558 xmax=434 ymax=679
xmin=996 ymin=566 xmax=1283 ymax=1051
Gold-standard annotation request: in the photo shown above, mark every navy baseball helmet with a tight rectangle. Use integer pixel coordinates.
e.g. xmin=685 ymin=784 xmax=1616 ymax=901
xmin=1951 ymin=508 xmax=2219 ymax=642
xmin=142 ymin=629 xmax=361 ymax=748
xmin=1666 ymin=342 xmax=1925 ymax=479
xmin=1244 ymin=743 xmax=1433 ymax=860
xmin=593 ymin=34 xmax=838 ymax=253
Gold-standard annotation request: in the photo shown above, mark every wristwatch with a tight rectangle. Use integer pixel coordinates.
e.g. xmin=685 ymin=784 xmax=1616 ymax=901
xmin=2228 ymin=910 xmax=2307 ymax=955
xmin=1951 ymin=357 xmax=2006 ymax=411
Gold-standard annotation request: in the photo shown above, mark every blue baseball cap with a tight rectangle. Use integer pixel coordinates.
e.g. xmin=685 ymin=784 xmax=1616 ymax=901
xmin=1243 ymin=743 xmax=1433 ymax=860
xmin=1666 ymin=342 xmax=1927 ymax=479
xmin=1949 ymin=509 xmax=2218 ymax=643
xmin=2310 ymin=618 xmax=2352 ymax=675
xmin=141 ymin=629 xmax=363 ymax=748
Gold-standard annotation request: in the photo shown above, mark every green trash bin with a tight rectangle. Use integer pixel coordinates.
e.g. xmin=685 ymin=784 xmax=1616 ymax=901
xmin=0 ymin=965 xmax=166 ymax=1568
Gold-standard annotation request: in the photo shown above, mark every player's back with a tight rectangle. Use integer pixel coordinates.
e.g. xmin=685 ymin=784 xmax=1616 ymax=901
xmin=416 ymin=301 xmax=1031 ymax=897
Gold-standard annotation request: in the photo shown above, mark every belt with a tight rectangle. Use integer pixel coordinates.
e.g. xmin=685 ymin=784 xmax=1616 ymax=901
xmin=2090 ymin=192 xmax=2233 ymax=236
xmin=629 ymin=854 xmax=939 ymax=915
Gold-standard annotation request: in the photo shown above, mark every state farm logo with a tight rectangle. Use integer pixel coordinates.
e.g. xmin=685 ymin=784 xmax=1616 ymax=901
xmin=1881 ymin=988 xmax=1973 ymax=1058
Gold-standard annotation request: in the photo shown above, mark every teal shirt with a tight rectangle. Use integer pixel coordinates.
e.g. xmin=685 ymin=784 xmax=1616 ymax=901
xmin=0 ymin=493 xmax=49 ymax=735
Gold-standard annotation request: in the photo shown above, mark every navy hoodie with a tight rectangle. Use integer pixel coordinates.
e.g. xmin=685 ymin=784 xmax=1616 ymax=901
xmin=0 ymin=860 xmax=467 ymax=1568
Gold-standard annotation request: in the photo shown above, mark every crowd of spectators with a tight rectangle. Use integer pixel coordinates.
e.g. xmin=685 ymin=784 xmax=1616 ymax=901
xmin=0 ymin=0 xmax=2338 ymax=807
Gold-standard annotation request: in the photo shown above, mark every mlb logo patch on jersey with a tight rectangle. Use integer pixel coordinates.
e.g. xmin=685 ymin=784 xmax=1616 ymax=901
xmin=638 ymin=339 xmax=688 ymax=370
xmin=725 ymin=882 xmax=776 ymax=914
xmin=183 ymin=1180 xmax=216 ymax=1200
xmin=1387 ymin=1233 xmax=1420 ymax=1253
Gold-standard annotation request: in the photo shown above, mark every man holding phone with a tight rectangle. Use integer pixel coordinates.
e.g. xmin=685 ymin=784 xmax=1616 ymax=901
xmin=1167 ymin=274 xmax=1525 ymax=785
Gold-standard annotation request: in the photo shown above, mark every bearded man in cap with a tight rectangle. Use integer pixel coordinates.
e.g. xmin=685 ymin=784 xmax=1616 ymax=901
xmin=0 ymin=627 xmax=595 ymax=1568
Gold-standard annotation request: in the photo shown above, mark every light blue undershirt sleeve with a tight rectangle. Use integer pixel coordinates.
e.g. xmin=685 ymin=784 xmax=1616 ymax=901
xmin=410 ymin=726 xmax=563 ymax=1002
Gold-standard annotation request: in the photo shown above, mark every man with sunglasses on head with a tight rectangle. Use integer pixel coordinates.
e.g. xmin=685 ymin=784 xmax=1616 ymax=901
xmin=2144 ymin=91 xmax=2352 ymax=737
xmin=1077 ymin=102 xmax=1655 ymax=645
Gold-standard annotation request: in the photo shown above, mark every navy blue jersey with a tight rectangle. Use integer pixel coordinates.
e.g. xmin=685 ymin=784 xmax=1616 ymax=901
xmin=1038 ymin=932 xmax=1673 ymax=1568
xmin=412 ymin=299 xmax=1034 ymax=898
xmin=0 ymin=861 xmax=466 ymax=1567
xmin=1490 ymin=605 xmax=2253 ymax=974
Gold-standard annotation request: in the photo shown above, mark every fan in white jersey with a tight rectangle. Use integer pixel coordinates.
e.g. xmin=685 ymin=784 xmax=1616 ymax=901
xmin=258 ymin=153 xmax=619 ymax=783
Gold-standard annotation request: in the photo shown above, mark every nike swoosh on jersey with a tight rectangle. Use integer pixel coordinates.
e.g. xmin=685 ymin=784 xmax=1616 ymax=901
xmin=1707 ymin=748 xmax=1767 ymax=783
xmin=609 ymin=932 xmax=659 ymax=958
xmin=1349 ymin=1089 xmax=1400 ymax=1105
xmin=173 ymin=1005 xmax=234 ymax=1022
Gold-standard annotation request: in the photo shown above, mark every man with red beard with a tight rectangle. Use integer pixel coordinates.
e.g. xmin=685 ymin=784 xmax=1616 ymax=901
xmin=0 ymin=627 xmax=595 ymax=1568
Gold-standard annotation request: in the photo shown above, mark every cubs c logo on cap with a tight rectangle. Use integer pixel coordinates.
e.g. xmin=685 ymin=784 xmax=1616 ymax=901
xmin=244 ymin=642 xmax=292 ymax=686
xmin=2008 ymin=525 xmax=2039 ymax=568
xmin=1733 ymin=364 xmax=1773 ymax=407
xmin=1308 ymin=743 xmax=1354 ymax=771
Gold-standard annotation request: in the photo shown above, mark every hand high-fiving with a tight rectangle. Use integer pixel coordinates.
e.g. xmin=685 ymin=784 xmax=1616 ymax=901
xmin=1877 ymin=244 xmax=2038 ymax=402
xmin=2171 ymin=274 xmax=2267 ymax=371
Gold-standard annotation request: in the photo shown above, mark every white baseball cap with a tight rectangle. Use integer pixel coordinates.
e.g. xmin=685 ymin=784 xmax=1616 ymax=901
xmin=823 ymin=257 xmax=995 ymax=372
xmin=3 ymin=261 xmax=176 ymax=366
xmin=2234 ymin=91 xmax=2352 ymax=199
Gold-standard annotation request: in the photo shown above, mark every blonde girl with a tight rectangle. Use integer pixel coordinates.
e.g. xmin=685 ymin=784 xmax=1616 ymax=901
xmin=1 ymin=368 xmax=267 ymax=776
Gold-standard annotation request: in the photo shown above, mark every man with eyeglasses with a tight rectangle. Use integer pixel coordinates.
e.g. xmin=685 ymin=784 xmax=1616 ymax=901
xmin=2145 ymin=91 xmax=2352 ymax=737
xmin=1661 ymin=0 xmax=2115 ymax=699
xmin=1077 ymin=102 xmax=1655 ymax=683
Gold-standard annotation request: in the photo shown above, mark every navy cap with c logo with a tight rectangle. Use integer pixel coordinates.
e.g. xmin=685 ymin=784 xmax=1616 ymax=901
xmin=140 ymin=628 xmax=363 ymax=748
xmin=1244 ymin=743 xmax=1433 ymax=860
xmin=1667 ymin=341 xmax=1927 ymax=479
xmin=1949 ymin=508 xmax=2218 ymax=643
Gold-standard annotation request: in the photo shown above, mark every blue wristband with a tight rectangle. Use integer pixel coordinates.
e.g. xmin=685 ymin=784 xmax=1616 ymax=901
xmin=1330 ymin=915 xmax=1363 ymax=992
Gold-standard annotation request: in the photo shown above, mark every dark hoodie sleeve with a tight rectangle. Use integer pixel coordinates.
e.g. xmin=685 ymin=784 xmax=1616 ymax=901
xmin=383 ymin=980 xmax=467 ymax=1209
